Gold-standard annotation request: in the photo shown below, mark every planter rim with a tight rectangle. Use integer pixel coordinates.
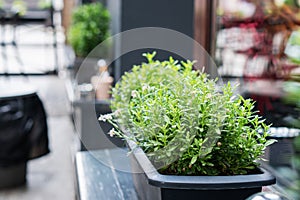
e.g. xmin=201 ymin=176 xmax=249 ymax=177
xmin=127 ymin=140 xmax=276 ymax=190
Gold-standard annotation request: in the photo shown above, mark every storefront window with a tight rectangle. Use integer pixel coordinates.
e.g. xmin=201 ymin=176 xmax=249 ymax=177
xmin=216 ymin=0 xmax=300 ymax=79
xmin=215 ymin=0 xmax=300 ymax=125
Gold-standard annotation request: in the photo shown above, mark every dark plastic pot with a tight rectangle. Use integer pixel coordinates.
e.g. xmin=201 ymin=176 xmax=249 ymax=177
xmin=127 ymin=140 xmax=276 ymax=200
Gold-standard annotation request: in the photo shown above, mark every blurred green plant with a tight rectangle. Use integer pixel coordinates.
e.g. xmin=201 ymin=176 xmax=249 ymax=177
xmin=283 ymin=79 xmax=300 ymax=199
xmin=286 ymin=136 xmax=300 ymax=200
xmin=12 ymin=0 xmax=27 ymax=16
xmin=285 ymin=29 xmax=300 ymax=65
xmin=100 ymin=52 xmax=274 ymax=176
xmin=67 ymin=2 xmax=110 ymax=57
xmin=284 ymin=81 xmax=300 ymax=108
xmin=38 ymin=0 xmax=51 ymax=9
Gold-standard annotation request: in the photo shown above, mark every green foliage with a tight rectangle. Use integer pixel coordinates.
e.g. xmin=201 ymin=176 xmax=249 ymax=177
xmin=38 ymin=0 xmax=51 ymax=9
xmin=283 ymin=136 xmax=300 ymax=199
xmin=283 ymin=81 xmax=300 ymax=127
xmin=103 ymin=52 xmax=273 ymax=176
xmin=284 ymin=81 xmax=300 ymax=108
xmin=283 ymin=80 xmax=300 ymax=199
xmin=285 ymin=29 xmax=300 ymax=64
xmin=12 ymin=0 xmax=27 ymax=15
xmin=67 ymin=2 xmax=110 ymax=57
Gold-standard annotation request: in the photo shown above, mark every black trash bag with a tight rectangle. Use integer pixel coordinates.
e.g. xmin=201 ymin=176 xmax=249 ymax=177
xmin=0 ymin=99 xmax=31 ymax=167
xmin=23 ymin=95 xmax=49 ymax=160
xmin=0 ymin=95 xmax=49 ymax=167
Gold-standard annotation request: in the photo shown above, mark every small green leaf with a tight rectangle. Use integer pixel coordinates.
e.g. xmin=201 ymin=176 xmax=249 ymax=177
xmin=265 ymin=139 xmax=277 ymax=146
xmin=190 ymin=155 xmax=198 ymax=166
xmin=164 ymin=115 xmax=170 ymax=124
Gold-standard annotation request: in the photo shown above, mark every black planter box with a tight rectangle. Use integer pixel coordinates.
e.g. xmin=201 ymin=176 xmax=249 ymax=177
xmin=127 ymin=141 xmax=276 ymax=200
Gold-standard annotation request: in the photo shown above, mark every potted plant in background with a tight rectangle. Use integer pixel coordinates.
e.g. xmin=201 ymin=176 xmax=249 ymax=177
xmin=67 ymin=2 xmax=110 ymax=59
xmin=99 ymin=52 xmax=276 ymax=200
xmin=67 ymin=2 xmax=113 ymax=100
xmin=67 ymin=2 xmax=110 ymax=81
xmin=66 ymin=2 xmax=116 ymax=151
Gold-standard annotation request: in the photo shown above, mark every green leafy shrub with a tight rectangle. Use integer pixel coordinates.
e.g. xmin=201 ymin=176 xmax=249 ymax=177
xmin=38 ymin=0 xmax=51 ymax=9
xmin=100 ymin=52 xmax=274 ymax=176
xmin=67 ymin=2 xmax=110 ymax=57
